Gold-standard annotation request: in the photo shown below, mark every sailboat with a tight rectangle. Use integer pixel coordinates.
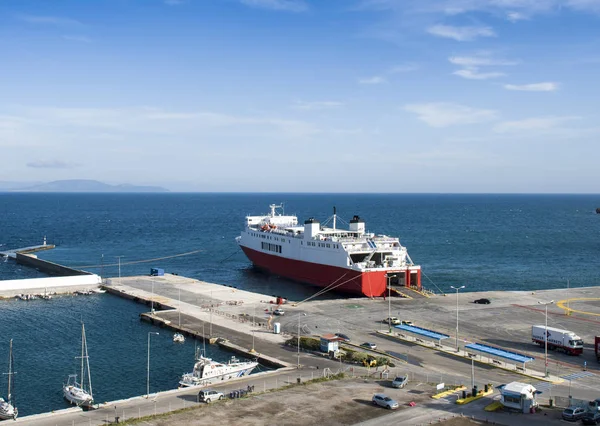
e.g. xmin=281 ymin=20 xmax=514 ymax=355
xmin=63 ymin=323 xmax=94 ymax=408
xmin=0 ymin=340 xmax=17 ymax=420
xmin=173 ymin=288 xmax=185 ymax=343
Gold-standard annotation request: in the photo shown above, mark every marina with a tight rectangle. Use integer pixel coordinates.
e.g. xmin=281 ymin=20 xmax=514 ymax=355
xmin=3 ymin=268 xmax=600 ymax=424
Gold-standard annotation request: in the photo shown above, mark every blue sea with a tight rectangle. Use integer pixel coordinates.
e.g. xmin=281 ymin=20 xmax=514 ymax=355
xmin=0 ymin=193 xmax=599 ymax=415
xmin=1 ymin=193 xmax=599 ymax=295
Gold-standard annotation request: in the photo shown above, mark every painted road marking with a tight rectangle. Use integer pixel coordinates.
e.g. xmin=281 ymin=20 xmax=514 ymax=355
xmin=561 ymin=371 xmax=595 ymax=381
xmin=556 ymin=298 xmax=600 ymax=317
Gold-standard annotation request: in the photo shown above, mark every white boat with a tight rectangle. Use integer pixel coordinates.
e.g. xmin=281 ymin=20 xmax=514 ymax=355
xmin=179 ymin=350 xmax=258 ymax=388
xmin=0 ymin=340 xmax=18 ymax=420
xmin=173 ymin=288 xmax=185 ymax=343
xmin=236 ymin=204 xmax=422 ymax=297
xmin=63 ymin=323 xmax=94 ymax=408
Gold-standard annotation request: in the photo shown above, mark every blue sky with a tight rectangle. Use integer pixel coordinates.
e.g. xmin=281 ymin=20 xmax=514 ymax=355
xmin=1 ymin=0 xmax=599 ymax=192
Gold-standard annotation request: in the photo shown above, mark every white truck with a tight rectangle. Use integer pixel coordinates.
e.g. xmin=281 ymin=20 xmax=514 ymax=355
xmin=531 ymin=325 xmax=583 ymax=355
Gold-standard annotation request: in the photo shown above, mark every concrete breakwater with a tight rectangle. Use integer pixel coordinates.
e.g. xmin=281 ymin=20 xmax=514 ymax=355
xmin=0 ymin=244 xmax=102 ymax=297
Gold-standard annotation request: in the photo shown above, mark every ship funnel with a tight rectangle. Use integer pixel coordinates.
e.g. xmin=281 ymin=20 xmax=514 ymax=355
xmin=349 ymin=215 xmax=365 ymax=234
xmin=304 ymin=218 xmax=320 ymax=239
xmin=333 ymin=206 xmax=336 ymax=230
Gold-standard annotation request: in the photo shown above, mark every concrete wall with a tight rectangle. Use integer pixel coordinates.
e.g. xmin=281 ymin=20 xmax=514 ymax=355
xmin=0 ymin=275 xmax=101 ymax=297
xmin=16 ymin=253 xmax=88 ymax=277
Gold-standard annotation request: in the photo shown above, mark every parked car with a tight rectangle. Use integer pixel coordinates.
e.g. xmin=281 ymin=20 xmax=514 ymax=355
xmin=335 ymin=333 xmax=351 ymax=342
xmin=198 ymin=390 xmax=224 ymax=403
xmin=473 ymin=298 xmax=491 ymax=304
xmin=360 ymin=342 xmax=377 ymax=350
xmin=562 ymin=406 xmax=586 ymax=421
xmin=372 ymin=394 xmax=399 ymax=409
xmin=391 ymin=375 xmax=408 ymax=389
xmin=382 ymin=317 xmax=401 ymax=325
xmin=400 ymin=320 xmax=414 ymax=326
xmin=273 ymin=308 xmax=284 ymax=316
xmin=582 ymin=412 xmax=600 ymax=425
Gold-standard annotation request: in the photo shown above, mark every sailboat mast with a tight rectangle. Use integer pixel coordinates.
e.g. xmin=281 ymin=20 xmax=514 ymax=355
xmin=80 ymin=324 xmax=85 ymax=389
xmin=7 ymin=339 xmax=13 ymax=403
xmin=84 ymin=326 xmax=93 ymax=399
xmin=179 ymin=288 xmax=181 ymax=327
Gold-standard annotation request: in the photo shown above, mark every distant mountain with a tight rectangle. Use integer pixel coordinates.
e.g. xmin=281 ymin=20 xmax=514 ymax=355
xmin=2 ymin=179 xmax=169 ymax=193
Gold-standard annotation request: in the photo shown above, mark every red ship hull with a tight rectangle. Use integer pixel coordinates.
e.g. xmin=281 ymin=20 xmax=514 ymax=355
xmin=240 ymin=246 xmax=420 ymax=297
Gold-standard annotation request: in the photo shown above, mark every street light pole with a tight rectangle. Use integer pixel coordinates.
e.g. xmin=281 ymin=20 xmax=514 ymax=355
xmin=115 ymin=256 xmax=124 ymax=282
xmin=450 ymin=285 xmax=465 ymax=352
xmin=147 ymin=332 xmax=159 ymax=398
xmin=538 ymin=300 xmax=554 ymax=378
xmin=297 ymin=312 xmax=306 ymax=369
xmin=151 ymin=277 xmax=155 ymax=314
xmin=387 ymin=274 xmax=397 ymax=333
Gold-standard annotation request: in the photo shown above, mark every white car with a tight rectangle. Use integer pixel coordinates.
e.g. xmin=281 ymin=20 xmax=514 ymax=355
xmin=273 ymin=308 xmax=285 ymax=316
xmin=198 ymin=390 xmax=224 ymax=403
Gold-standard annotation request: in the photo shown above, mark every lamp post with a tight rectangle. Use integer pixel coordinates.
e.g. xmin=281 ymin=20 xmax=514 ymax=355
xmin=147 ymin=332 xmax=159 ymax=398
xmin=538 ymin=300 xmax=554 ymax=378
xmin=387 ymin=274 xmax=397 ymax=333
xmin=151 ymin=277 xmax=155 ymax=314
xmin=450 ymin=285 xmax=465 ymax=352
xmin=297 ymin=312 xmax=306 ymax=369
xmin=115 ymin=256 xmax=124 ymax=282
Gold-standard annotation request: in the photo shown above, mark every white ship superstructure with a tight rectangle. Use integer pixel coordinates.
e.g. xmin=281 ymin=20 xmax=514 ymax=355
xmin=179 ymin=354 xmax=258 ymax=388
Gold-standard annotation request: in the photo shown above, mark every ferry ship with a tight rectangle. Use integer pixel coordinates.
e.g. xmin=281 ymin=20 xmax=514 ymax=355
xmin=236 ymin=204 xmax=421 ymax=297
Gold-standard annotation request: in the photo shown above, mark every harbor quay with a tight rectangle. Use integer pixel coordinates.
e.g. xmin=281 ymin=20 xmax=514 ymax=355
xmin=10 ymin=272 xmax=600 ymax=425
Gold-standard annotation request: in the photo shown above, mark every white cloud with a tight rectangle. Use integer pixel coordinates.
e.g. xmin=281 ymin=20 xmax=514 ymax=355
xmin=448 ymin=55 xmax=518 ymax=67
xmin=359 ymin=76 xmax=386 ymax=84
xmin=292 ymin=101 xmax=344 ymax=110
xmin=507 ymin=11 xmax=529 ymax=22
xmin=453 ymin=69 xmax=505 ymax=79
xmin=404 ymin=102 xmax=498 ymax=127
xmin=426 ymin=25 xmax=496 ymax=41
xmin=6 ymin=106 xmax=320 ymax=140
xmin=359 ymin=0 xmax=600 ymax=17
xmin=504 ymin=82 xmax=559 ymax=91
xmin=239 ymin=0 xmax=308 ymax=12
xmin=493 ymin=116 xmax=581 ymax=133
xmin=19 ymin=15 xmax=83 ymax=27
xmin=27 ymin=159 xmax=80 ymax=169
xmin=449 ymin=54 xmax=516 ymax=80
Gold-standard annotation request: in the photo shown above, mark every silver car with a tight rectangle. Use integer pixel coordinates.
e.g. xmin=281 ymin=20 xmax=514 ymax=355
xmin=562 ymin=406 xmax=586 ymax=421
xmin=391 ymin=375 xmax=408 ymax=389
xmin=372 ymin=393 xmax=399 ymax=409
